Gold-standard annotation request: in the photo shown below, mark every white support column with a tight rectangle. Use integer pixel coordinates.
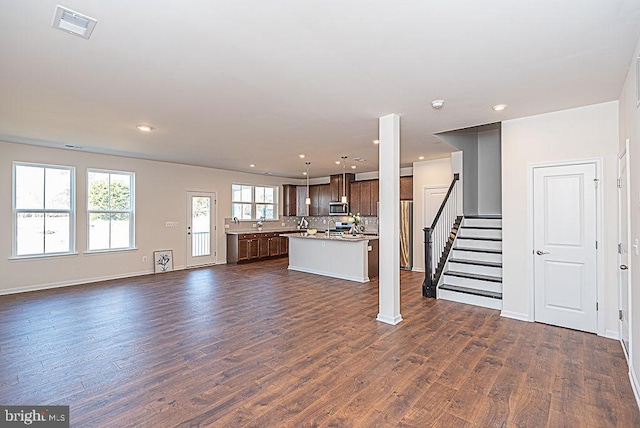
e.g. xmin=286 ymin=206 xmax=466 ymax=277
xmin=377 ymin=113 xmax=402 ymax=325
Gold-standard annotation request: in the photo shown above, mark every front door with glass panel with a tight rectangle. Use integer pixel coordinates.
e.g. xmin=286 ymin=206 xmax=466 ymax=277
xmin=187 ymin=192 xmax=217 ymax=267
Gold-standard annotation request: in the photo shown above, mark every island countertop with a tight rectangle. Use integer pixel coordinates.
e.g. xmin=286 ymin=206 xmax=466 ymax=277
xmin=280 ymin=232 xmax=378 ymax=242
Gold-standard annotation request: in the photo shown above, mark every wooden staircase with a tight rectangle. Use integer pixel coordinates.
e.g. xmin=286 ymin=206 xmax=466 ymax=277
xmin=437 ymin=215 xmax=503 ymax=310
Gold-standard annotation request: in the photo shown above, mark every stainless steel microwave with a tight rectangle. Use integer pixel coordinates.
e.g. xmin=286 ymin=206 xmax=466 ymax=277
xmin=329 ymin=202 xmax=349 ymax=216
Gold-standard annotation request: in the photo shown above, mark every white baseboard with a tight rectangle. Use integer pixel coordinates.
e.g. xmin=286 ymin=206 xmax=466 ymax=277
xmin=604 ymin=329 xmax=620 ymax=340
xmin=0 ymin=264 xmax=195 ymax=296
xmin=630 ymin=365 xmax=640 ymax=411
xmin=376 ymin=313 xmax=403 ymax=325
xmin=500 ymin=310 xmax=532 ymax=322
xmin=0 ymin=269 xmax=154 ymax=296
xmin=411 ymin=267 xmax=425 ymax=273
xmin=287 ymin=266 xmax=369 ymax=283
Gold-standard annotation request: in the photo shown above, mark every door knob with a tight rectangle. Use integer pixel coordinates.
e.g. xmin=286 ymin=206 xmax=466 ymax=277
xmin=620 ymin=265 xmax=629 ymax=270
xmin=536 ymin=250 xmax=549 ymax=255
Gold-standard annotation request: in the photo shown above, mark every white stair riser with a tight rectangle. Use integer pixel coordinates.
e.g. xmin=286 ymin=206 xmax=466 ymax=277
xmin=451 ymin=249 xmax=502 ymax=263
xmin=442 ymin=276 xmax=502 ymax=293
xmin=447 ymin=262 xmax=502 ymax=277
xmin=438 ymin=288 xmax=502 ymax=310
xmin=456 ymin=238 xmax=502 ymax=251
xmin=458 ymin=229 xmax=502 ymax=239
xmin=462 ymin=218 xmax=502 ymax=228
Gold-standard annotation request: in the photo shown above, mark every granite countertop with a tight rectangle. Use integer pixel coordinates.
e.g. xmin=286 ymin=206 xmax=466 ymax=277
xmin=280 ymin=232 xmax=378 ymax=241
xmin=226 ymin=229 xmax=299 ymax=235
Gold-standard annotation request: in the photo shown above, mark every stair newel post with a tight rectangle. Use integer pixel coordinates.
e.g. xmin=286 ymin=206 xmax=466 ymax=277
xmin=423 ymin=227 xmax=435 ymax=298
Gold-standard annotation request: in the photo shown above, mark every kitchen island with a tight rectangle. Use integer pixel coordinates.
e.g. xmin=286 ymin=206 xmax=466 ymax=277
xmin=281 ymin=232 xmax=379 ymax=283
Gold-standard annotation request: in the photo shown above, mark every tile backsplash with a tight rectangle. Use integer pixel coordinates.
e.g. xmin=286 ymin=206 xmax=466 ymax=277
xmin=224 ymin=216 xmax=378 ymax=233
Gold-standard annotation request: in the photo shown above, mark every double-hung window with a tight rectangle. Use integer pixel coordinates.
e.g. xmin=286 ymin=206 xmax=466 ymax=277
xmin=87 ymin=169 xmax=135 ymax=251
xmin=13 ymin=162 xmax=75 ymax=257
xmin=232 ymin=184 xmax=278 ymax=220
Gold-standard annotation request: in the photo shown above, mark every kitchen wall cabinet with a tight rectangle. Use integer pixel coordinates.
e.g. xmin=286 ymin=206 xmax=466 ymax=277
xmin=359 ymin=180 xmax=372 ymax=216
xmin=349 ymin=181 xmax=361 ymax=214
xmin=330 ymin=173 xmax=355 ymax=202
xmin=227 ymin=231 xmax=294 ymax=264
xmin=296 ymin=186 xmax=308 ymax=216
xmin=400 ymin=176 xmax=413 ymax=200
xmin=282 ymin=184 xmax=297 ymax=216
xmin=371 ymin=179 xmax=379 ymax=216
xmin=309 ymin=184 xmax=330 ymax=216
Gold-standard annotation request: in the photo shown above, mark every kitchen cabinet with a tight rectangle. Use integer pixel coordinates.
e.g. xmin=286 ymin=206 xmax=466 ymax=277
xmin=309 ymin=185 xmax=320 ymax=216
xmin=296 ymin=186 xmax=308 ymax=216
xmin=282 ymin=184 xmax=297 ymax=216
xmin=350 ymin=179 xmax=379 ymax=216
xmin=349 ymin=181 xmax=361 ymax=215
xmin=359 ymin=180 xmax=372 ymax=216
xmin=227 ymin=231 xmax=295 ymax=264
xmin=400 ymin=176 xmax=413 ymax=200
xmin=309 ymin=184 xmax=330 ymax=216
xmin=330 ymin=173 xmax=355 ymax=202
xmin=371 ymin=179 xmax=379 ymax=216
xmin=319 ymin=184 xmax=330 ymax=215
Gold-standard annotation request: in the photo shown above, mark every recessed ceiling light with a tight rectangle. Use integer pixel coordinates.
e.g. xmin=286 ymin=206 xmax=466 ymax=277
xmin=136 ymin=124 xmax=153 ymax=132
xmin=373 ymin=139 xmax=380 ymax=145
xmin=335 ymin=160 xmax=341 ymax=165
xmin=493 ymin=104 xmax=507 ymax=111
xmin=418 ymin=156 xmax=425 ymax=160
xmin=299 ymin=154 xmax=305 ymax=158
xmin=303 ymin=172 xmax=307 ymax=176
xmin=351 ymin=165 xmax=357 ymax=169
xmin=249 ymin=164 xmax=256 ymax=168
xmin=52 ymin=6 xmax=97 ymax=39
xmin=431 ymin=100 xmax=444 ymax=109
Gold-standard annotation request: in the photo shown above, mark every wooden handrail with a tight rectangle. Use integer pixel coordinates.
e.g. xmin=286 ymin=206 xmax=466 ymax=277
xmin=430 ymin=173 xmax=459 ymax=230
xmin=423 ymin=173 xmax=460 ymax=298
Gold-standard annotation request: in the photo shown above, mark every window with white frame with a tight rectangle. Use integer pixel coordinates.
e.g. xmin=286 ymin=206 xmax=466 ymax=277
xmin=13 ymin=162 xmax=75 ymax=257
xmin=87 ymin=169 xmax=135 ymax=251
xmin=232 ymin=184 xmax=278 ymax=220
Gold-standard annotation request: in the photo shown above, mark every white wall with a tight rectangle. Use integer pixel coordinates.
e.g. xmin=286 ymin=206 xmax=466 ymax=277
xmin=501 ymin=102 xmax=619 ymax=336
xmin=618 ymin=35 xmax=640 ymax=402
xmin=477 ymin=128 xmax=502 ymax=215
xmin=440 ymin=132 xmax=479 ymax=215
xmin=411 ymin=157 xmax=453 ymax=272
xmin=1 ymin=141 xmax=292 ymax=294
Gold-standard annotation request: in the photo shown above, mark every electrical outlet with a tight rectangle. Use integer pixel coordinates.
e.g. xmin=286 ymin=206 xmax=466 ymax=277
xmin=281 ymin=222 xmax=285 ymax=226
xmin=142 ymin=256 xmax=148 ymax=262
xmin=224 ymin=224 xmax=229 ymax=229
xmin=252 ymin=223 xmax=257 ymax=228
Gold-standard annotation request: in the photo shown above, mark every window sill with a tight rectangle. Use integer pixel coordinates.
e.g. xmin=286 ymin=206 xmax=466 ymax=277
xmin=84 ymin=247 xmax=138 ymax=256
xmin=9 ymin=252 xmax=79 ymax=261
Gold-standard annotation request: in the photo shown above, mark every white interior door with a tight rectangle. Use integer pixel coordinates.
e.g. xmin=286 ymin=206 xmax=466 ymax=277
xmin=619 ymin=150 xmax=630 ymax=356
xmin=533 ymin=163 xmax=598 ymax=333
xmin=187 ymin=191 xmax=217 ymax=267
xmin=424 ymin=186 xmax=448 ymax=228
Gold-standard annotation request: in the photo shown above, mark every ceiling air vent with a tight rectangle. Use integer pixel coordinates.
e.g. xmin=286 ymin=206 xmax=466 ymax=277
xmin=52 ymin=5 xmax=97 ymax=39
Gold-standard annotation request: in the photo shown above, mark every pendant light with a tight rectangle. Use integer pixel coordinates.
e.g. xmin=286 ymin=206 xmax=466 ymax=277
xmin=341 ymin=156 xmax=348 ymax=204
xmin=305 ymin=161 xmax=311 ymax=205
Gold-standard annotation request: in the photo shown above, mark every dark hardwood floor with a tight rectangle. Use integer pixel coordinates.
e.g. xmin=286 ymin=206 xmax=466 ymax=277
xmin=1 ymin=258 xmax=638 ymax=427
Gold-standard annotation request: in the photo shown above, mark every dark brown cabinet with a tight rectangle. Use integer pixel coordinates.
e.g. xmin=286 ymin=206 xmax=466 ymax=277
xmin=227 ymin=231 xmax=295 ymax=264
xmin=309 ymin=184 xmax=330 ymax=216
xmin=349 ymin=181 xmax=361 ymax=215
xmin=400 ymin=176 xmax=413 ymax=200
xmin=296 ymin=186 xmax=308 ymax=216
xmin=282 ymin=184 xmax=297 ymax=216
xmin=371 ymin=179 xmax=379 ymax=216
xmin=359 ymin=180 xmax=372 ymax=216
xmin=330 ymin=173 xmax=355 ymax=202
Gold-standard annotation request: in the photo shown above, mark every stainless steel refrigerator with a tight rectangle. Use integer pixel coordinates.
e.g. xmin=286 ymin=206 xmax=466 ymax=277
xmin=400 ymin=201 xmax=413 ymax=270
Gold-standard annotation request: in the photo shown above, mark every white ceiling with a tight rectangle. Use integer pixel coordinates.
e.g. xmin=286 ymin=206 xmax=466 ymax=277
xmin=1 ymin=1 xmax=639 ymax=179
